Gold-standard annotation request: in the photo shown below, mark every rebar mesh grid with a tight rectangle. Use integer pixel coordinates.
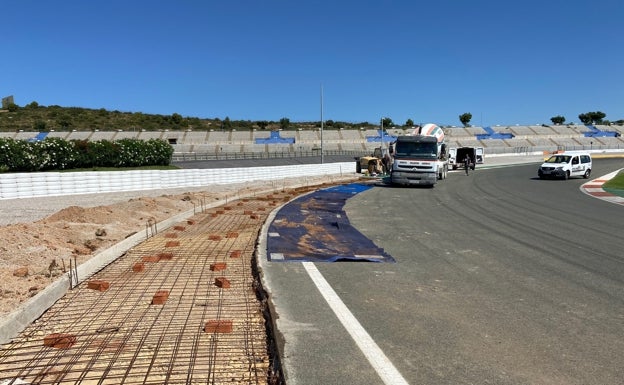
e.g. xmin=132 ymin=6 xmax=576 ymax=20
xmin=0 ymin=187 xmax=333 ymax=385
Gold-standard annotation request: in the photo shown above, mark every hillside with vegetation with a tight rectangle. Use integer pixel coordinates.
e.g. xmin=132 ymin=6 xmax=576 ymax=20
xmin=0 ymin=102 xmax=375 ymax=133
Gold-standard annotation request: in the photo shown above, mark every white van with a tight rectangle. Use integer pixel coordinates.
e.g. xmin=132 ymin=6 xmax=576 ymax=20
xmin=538 ymin=152 xmax=592 ymax=180
xmin=448 ymin=146 xmax=484 ymax=170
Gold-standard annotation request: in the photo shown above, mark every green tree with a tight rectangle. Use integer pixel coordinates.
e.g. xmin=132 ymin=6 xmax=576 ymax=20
xmin=57 ymin=114 xmax=72 ymax=129
xmin=405 ymin=119 xmax=414 ymax=127
xmin=381 ymin=117 xmax=393 ymax=128
xmin=257 ymin=120 xmax=269 ymax=130
xmin=578 ymin=111 xmax=606 ymax=125
xmin=7 ymin=103 xmax=18 ymax=112
xmin=279 ymin=117 xmax=290 ymax=130
xmin=26 ymin=101 xmax=39 ymax=109
xmin=550 ymin=115 xmax=565 ymax=125
xmin=34 ymin=120 xmax=47 ymax=131
xmin=459 ymin=113 xmax=472 ymax=127
xmin=171 ymin=112 xmax=183 ymax=125
xmin=579 ymin=111 xmax=605 ymax=125
xmin=223 ymin=116 xmax=232 ymax=130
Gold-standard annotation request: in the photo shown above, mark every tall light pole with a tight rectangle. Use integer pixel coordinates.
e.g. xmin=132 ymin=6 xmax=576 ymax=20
xmin=320 ymin=84 xmax=324 ymax=164
xmin=381 ymin=117 xmax=385 ymax=151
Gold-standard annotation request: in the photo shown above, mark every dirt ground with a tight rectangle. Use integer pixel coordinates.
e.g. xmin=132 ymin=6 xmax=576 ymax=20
xmin=0 ymin=174 xmax=357 ymax=319
xmin=0 ymin=191 xmax=214 ymax=318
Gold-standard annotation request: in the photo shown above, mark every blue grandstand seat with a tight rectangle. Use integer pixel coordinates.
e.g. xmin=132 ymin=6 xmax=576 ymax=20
xmin=255 ymin=131 xmax=295 ymax=144
xmin=27 ymin=132 xmax=49 ymax=142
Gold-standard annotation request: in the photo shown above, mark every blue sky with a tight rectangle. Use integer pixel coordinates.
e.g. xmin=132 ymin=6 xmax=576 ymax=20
xmin=3 ymin=1 xmax=623 ymax=127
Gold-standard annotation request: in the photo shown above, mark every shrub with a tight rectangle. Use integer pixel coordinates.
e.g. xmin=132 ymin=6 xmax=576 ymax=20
xmin=0 ymin=137 xmax=172 ymax=172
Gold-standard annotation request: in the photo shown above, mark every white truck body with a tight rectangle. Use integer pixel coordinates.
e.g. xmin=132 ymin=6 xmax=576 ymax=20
xmin=389 ymin=123 xmax=448 ymax=186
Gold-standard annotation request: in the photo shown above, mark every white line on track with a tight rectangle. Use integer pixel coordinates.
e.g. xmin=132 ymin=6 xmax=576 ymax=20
xmin=302 ymin=262 xmax=409 ymax=385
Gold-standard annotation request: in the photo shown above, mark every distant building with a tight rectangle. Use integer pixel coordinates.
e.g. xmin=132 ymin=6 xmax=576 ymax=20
xmin=1 ymin=95 xmax=14 ymax=109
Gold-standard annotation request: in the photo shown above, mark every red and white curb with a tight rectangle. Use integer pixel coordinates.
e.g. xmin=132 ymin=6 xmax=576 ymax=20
xmin=581 ymin=170 xmax=624 ymax=205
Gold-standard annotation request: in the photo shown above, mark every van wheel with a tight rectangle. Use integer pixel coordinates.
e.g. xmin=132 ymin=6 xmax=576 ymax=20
xmin=564 ymin=171 xmax=570 ymax=180
xmin=583 ymin=169 xmax=591 ymax=179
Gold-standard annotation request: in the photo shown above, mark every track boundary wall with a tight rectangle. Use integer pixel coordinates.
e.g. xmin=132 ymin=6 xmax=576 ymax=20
xmin=0 ymin=162 xmax=354 ymax=199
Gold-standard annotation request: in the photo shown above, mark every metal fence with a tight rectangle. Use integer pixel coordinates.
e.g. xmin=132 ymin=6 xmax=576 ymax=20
xmin=172 ymin=143 xmax=624 ymax=162
xmin=171 ymin=149 xmax=364 ymax=162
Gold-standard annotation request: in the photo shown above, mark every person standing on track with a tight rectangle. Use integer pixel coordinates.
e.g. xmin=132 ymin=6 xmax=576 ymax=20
xmin=464 ymin=154 xmax=471 ymax=176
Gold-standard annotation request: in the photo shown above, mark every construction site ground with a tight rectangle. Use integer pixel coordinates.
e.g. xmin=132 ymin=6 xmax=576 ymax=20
xmin=5 ymin=153 xmax=616 ymax=384
xmin=0 ymin=175 xmax=357 ymax=385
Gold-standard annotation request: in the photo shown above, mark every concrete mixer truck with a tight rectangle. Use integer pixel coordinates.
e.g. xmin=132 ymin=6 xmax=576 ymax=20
xmin=389 ymin=123 xmax=448 ymax=186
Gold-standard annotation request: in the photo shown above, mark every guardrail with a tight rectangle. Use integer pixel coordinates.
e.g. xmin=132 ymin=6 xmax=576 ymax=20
xmin=0 ymin=162 xmax=355 ymax=200
xmin=171 ymin=144 xmax=624 ymax=162
xmin=171 ymin=150 xmax=362 ymax=162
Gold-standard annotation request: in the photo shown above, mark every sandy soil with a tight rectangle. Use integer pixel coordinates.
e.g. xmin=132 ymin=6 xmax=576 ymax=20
xmin=0 ymin=176 xmax=353 ymax=318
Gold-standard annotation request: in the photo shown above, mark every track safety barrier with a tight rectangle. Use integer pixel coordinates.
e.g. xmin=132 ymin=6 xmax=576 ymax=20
xmin=0 ymin=162 xmax=355 ymax=199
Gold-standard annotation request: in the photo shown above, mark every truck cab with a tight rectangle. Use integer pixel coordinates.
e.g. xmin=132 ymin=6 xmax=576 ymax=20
xmin=390 ymin=135 xmax=444 ymax=186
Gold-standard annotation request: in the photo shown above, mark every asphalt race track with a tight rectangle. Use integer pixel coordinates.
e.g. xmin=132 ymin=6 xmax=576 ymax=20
xmin=265 ymin=158 xmax=624 ymax=385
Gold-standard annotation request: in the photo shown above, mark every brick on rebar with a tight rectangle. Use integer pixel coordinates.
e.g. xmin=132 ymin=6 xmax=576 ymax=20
xmin=204 ymin=320 xmax=233 ymax=333
xmin=142 ymin=255 xmax=160 ymax=263
xmin=157 ymin=252 xmax=174 ymax=261
xmin=214 ymin=277 xmax=231 ymax=288
xmin=43 ymin=333 xmax=76 ymax=349
xmin=133 ymin=262 xmax=145 ymax=272
xmin=152 ymin=290 xmax=170 ymax=305
xmin=210 ymin=262 xmax=227 ymax=271
xmin=87 ymin=280 xmax=110 ymax=291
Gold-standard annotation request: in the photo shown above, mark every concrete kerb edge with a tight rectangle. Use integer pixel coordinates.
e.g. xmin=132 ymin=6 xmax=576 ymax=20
xmin=0 ymin=276 xmax=70 ymax=345
xmin=0 ymin=174 xmax=357 ymax=346
xmin=254 ymin=187 xmax=298 ymax=384
xmin=253 ymin=175 xmax=358 ymax=383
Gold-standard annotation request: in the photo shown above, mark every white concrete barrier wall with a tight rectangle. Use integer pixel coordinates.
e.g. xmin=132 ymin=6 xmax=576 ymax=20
xmin=0 ymin=162 xmax=355 ymax=199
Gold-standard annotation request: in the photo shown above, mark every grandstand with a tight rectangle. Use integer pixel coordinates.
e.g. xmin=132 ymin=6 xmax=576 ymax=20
xmin=138 ymin=131 xmax=165 ymax=140
xmin=182 ymin=130 xmax=209 ymax=144
xmin=4 ymin=124 xmax=623 ymax=160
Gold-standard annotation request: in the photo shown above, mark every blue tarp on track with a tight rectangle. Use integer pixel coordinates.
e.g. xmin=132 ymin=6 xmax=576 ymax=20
xmin=267 ymin=183 xmax=395 ymax=263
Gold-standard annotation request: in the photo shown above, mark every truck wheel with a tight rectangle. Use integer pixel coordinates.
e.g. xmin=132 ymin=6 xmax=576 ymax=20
xmin=368 ymin=160 xmax=376 ymax=174
xmin=356 ymin=162 xmax=361 ymax=173
xmin=583 ymin=169 xmax=591 ymax=179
